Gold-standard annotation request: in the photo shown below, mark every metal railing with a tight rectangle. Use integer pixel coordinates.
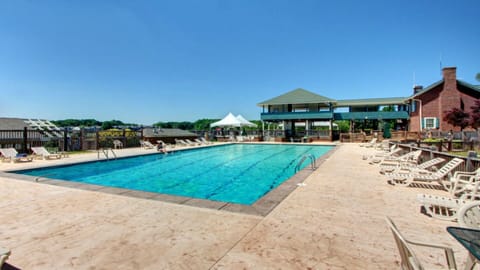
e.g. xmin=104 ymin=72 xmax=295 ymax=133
xmin=294 ymin=154 xmax=316 ymax=173
xmin=97 ymin=148 xmax=117 ymax=160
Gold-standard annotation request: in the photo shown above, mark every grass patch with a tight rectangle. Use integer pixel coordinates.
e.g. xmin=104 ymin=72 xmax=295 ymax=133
xmin=446 ymin=151 xmax=478 ymax=157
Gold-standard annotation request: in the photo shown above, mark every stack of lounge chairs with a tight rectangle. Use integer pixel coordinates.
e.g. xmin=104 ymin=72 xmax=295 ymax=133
xmin=362 ymin=141 xmax=480 ymax=223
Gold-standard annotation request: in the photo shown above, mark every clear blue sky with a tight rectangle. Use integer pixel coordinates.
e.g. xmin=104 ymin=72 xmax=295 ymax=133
xmin=0 ymin=0 xmax=479 ymax=125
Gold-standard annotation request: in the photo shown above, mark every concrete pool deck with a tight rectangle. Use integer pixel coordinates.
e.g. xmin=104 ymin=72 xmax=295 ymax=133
xmin=0 ymin=143 xmax=471 ymax=269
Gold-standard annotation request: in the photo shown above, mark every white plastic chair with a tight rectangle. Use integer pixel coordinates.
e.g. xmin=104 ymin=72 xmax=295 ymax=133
xmin=385 ymin=216 xmax=457 ymax=270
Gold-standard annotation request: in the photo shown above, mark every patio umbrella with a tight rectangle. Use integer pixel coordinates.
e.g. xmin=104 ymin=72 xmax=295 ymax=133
xmin=236 ymin=115 xmax=257 ymax=127
xmin=210 ymin=113 xmax=242 ymax=128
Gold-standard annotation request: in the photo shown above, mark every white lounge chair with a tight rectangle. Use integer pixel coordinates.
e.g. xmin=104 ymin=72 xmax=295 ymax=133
xmin=370 ymin=149 xmax=420 ymax=165
xmin=385 ymin=216 xmax=457 ymax=269
xmin=0 ymin=247 xmax=10 ymax=268
xmin=444 ymin=168 xmax=480 ymax=198
xmin=379 ymin=157 xmax=445 ymax=174
xmin=366 ymin=147 xmax=403 ymax=161
xmin=31 ymin=147 xmax=62 ymax=160
xmin=374 ymin=141 xmax=393 ymax=151
xmin=175 ymin=139 xmax=189 ymax=146
xmin=417 ymin=194 xmax=469 ymax=221
xmin=457 ymin=201 xmax=480 ymax=229
xmin=199 ymin=138 xmax=212 ymax=145
xmin=195 ymin=138 xmax=208 ymax=145
xmin=140 ymin=140 xmax=155 ymax=149
xmin=360 ymin=138 xmax=377 ymax=147
xmin=0 ymin=148 xmax=33 ymax=163
xmin=185 ymin=139 xmax=199 ymax=146
xmin=113 ymin=140 xmax=123 ymax=149
xmin=387 ymin=158 xmax=464 ymax=187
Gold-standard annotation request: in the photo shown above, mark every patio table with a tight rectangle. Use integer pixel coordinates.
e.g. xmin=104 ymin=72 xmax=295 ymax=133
xmin=447 ymin=226 xmax=480 ymax=270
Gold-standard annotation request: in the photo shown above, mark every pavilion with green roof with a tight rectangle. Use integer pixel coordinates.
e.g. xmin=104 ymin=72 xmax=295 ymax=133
xmin=257 ymin=88 xmax=410 ymax=141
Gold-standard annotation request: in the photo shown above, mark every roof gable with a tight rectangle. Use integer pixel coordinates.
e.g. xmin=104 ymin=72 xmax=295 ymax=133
xmin=257 ymin=88 xmax=335 ymax=106
xmin=410 ymin=80 xmax=444 ymax=98
xmin=410 ymin=79 xmax=480 ymax=99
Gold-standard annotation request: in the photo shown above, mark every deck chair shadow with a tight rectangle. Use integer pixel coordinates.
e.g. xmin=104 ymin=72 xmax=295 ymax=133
xmin=385 ymin=216 xmax=457 ymax=270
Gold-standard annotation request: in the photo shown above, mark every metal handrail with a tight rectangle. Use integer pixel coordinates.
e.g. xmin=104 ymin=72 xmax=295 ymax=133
xmin=294 ymin=154 xmax=316 ymax=172
xmin=97 ymin=148 xmax=117 ymax=160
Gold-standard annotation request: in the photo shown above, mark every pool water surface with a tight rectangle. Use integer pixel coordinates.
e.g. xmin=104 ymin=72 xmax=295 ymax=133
xmin=16 ymin=144 xmax=333 ymax=205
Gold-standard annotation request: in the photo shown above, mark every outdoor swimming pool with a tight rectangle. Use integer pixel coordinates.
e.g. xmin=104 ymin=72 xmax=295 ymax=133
xmin=16 ymin=144 xmax=333 ymax=205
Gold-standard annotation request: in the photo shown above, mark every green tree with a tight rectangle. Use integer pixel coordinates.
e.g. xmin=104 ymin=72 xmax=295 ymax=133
xmin=334 ymin=120 xmax=350 ymax=133
xmin=152 ymin=121 xmax=194 ymax=130
xmin=193 ymin=119 xmax=218 ymax=130
xmin=52 ymin=119 xmax=101 ymax=127
xmin=101 ymin=120 xmax=124 ymax=130
xmin=476 ymin=73 xmax=480 ymax=82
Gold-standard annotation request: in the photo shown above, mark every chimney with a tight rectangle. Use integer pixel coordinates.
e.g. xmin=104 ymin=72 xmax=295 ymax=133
xmin=442 ymin=67 xmax=457 ymax=95
xmin=413 ymin=85 xmax=423 ymax=94
xmin=442 ymin=67 xmax=457 ymax=84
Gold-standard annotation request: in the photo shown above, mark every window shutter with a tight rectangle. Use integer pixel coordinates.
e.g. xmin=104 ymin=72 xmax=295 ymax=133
xmin=435 ymin=118 xmax=439 ymax=129
xmin=421 ymin=118 xmax=424 ymax=129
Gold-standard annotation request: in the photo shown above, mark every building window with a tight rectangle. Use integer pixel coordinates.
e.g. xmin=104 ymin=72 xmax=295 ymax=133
xmin=423 ymin=117 xmax=438 ymax=130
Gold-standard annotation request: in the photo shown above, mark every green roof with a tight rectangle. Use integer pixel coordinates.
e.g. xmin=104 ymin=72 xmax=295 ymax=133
xmin=336 ymin=97 xmax=408 ymax=107
xmin=257 ymin=88 xmax=335 ymax=106
xmin=458 ymin=80 xmax=480 ymax=92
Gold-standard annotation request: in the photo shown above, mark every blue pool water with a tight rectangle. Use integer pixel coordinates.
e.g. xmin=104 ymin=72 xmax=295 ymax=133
xmin=16 ymin=144 xmax=333 ymax=205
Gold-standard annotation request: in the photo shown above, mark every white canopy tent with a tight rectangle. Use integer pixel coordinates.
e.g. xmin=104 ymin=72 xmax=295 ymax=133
xmin=236 ymin=115 xmax=257 ymax=127
xmin=210 ymin=113 xmax=242 ymax=128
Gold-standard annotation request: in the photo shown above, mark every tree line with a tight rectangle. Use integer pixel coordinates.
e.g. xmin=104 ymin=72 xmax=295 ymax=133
xmin=52 ymin=118 xmax=262 ymax=131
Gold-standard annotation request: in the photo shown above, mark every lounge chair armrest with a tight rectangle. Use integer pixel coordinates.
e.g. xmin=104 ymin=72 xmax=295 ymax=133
xmin=453 ymin=171 xmax=476 ymax=178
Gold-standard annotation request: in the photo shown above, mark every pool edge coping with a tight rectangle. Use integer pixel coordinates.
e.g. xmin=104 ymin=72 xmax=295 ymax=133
xmin=1 ymin=143 xmax=338 ymax=217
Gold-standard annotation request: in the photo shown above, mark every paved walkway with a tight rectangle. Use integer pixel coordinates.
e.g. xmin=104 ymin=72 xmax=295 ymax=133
xmin=0 ymin=143 xmax=470 ymax=269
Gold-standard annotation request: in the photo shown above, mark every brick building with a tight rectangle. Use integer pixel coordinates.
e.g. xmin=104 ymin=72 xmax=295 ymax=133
xmin=407 ymin=67 xmax=480 ymax=132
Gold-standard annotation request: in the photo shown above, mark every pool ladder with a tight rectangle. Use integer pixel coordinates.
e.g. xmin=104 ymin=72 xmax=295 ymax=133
xmin=98 ymin=148 xmax=117 ymax=160
xmin=294 ymin=154 xmax=316 ymax=173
